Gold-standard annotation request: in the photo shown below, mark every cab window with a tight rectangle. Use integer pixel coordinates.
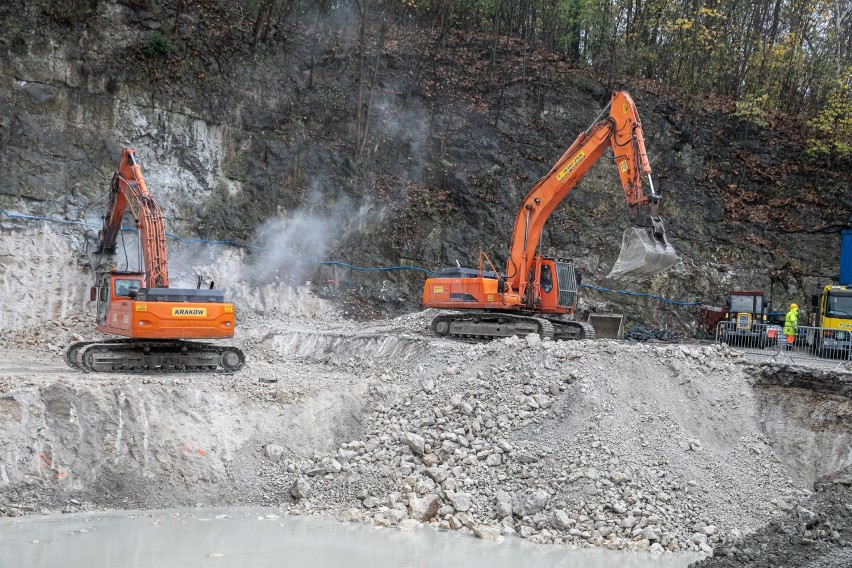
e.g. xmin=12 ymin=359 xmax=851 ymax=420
xmin=827 ymin=294 xmax=852 ymax=317
xmin=540 ymin=265 xmax=554 ymax=293
xmin=114 ymin=279 xmax=141 ymax=297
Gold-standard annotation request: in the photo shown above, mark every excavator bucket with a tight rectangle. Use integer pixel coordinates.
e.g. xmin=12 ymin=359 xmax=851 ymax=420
xmin=606 ymin=217 xmax=678 ymax=280
xmin=587 ymin=313 xmax=625 ymax=339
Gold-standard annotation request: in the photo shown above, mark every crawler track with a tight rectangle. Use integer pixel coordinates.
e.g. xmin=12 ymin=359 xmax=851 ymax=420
xmin=65 ymin=339 xmax=245 ymax=373
xmin=430 ymin=311 xmax=595 ymax=342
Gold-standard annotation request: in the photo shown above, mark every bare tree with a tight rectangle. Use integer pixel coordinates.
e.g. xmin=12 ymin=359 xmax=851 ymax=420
xmin=253 ymin=0 xmax=277 ymax=45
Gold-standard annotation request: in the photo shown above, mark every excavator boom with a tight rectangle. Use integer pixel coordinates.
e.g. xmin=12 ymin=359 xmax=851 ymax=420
xmin=506 ymin=91 xmax=676 ymax=294
xmin=98 ymin=148 xmax=170 ymax=288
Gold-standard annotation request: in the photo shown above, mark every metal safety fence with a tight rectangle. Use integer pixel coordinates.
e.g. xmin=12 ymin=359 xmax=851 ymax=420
xmin=715 ymin=321 xmax=852 ymax=369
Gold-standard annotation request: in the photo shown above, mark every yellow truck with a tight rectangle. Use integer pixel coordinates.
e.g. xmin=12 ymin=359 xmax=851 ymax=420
xmin=808 ymin=285 xmax=852 ymax=357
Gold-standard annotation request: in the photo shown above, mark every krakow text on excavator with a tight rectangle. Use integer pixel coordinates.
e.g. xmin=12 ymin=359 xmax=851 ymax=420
xmin=65 ymin=148 xmax=245 ymax=372
xmin=422 ymin=91 xmax=678 ymax=341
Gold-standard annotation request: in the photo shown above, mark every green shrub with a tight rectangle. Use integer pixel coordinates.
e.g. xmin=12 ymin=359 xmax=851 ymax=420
xmin=143 ymin=32 xmax=173 ymax=59
xmin=733 ymin=94 xmax=769 ymax=129
xmin=805 ymin=81 xmax=852 ymax=163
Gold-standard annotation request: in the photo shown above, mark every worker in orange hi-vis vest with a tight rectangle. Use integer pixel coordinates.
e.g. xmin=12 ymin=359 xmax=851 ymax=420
xmin=783 ymin=303 xmax=799 ymax=347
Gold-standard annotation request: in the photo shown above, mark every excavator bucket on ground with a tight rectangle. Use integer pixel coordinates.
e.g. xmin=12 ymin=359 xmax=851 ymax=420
xmin=587 ymin=313 xmax=625 ymax=339
xmin=606 ymin=217 xmax=678 ymax=280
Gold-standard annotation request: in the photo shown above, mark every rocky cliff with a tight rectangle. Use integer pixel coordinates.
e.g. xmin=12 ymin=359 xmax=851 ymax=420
xmin=1 ymin=0 xmax=849 ymax=329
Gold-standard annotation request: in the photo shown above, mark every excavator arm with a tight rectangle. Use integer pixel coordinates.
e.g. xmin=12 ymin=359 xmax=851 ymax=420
xmin=96 ymin=148 xmax=170 ymax=288
xmin=505 ymin=91 xmax=676 ymax=298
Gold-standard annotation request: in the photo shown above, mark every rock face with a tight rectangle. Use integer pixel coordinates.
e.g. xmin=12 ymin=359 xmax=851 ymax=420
xmin=0 ymin=1 xmax=847 ymax=327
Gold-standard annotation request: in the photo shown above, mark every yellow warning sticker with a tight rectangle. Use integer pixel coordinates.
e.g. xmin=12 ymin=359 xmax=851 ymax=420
xmin=556 ymin=152 xmax=586 ymax=183
xmin=434 ymin=286 xmax=444 ymax=294
xmin=171 ymin=307 xmax=208 ymax=317
xmin=487 ymin=294 xmax=494 ymax=302
xmin=620 ymin=161 xmax=628 ymax=173
xmin=135 ymin=303 xmax=148 ymax=312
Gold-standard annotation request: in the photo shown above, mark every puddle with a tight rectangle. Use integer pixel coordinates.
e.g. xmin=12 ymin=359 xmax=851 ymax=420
xmin=0 ymin=508 xmax=702 ymax=568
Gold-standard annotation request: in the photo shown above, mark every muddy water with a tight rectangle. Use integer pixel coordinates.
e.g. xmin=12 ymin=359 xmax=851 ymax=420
xmin=0 ymin=508 xmax=701 ymax=568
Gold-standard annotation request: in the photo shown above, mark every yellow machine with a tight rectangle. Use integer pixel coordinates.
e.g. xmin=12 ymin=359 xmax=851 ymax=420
xmin=808 ymin=285 xmax=852 ymax=356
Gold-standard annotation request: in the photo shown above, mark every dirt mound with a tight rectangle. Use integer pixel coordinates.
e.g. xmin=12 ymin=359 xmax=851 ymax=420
xmin=281 ymin=336 xmax=806 ymax=554
xmin=691 ymin=467 xmax=852 ymax=567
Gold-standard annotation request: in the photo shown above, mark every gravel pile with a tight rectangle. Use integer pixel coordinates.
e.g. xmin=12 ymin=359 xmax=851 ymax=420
xmin=259 ymin=334 xmax=806 ymax=555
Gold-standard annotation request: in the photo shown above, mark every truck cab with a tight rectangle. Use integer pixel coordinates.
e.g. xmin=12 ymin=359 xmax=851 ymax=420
xmin=809 ymin=285 xmax=852 ymax=356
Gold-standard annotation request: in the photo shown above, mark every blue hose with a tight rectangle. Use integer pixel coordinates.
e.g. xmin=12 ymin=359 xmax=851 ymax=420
xmin=580 ymin=283 xmax=700 ymax=307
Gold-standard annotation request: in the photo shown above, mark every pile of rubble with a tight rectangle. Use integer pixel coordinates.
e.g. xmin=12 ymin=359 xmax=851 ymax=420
xmin=261 ymin=335 xmax=804 ymax=555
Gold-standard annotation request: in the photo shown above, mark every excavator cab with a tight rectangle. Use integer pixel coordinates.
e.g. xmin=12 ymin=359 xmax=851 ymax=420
xmin=92 ymin=272 xmax=144 ymax=326
xmin=534 ymin=258 xmax=579 ymax=313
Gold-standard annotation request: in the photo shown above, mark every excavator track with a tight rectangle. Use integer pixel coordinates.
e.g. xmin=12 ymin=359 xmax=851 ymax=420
xmin=430 ymin=312 xmax=595 ymax=343
xmin=65 ymin=339 xmax=245 ymax=374
xmin=554 ymin=320 xmax=596 ymax=341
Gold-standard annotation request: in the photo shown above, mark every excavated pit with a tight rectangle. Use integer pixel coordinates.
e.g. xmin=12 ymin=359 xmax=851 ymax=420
xmin=748 ymin=365 xmax=852 ymax=488
xmin=1 ymin=227 xmax=851 ymax=562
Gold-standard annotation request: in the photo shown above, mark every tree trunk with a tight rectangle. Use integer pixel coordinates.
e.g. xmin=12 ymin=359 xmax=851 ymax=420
xmin=253 ymin=0 xmax=276 ymax=45
xmin=358 ymin=22 xmax=386 ymax=162
xmin=173 ymin=0 xmax=183 ymax=31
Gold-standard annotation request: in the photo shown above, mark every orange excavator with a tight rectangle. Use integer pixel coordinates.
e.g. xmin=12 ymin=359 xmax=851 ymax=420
xmin=423 ymin=91 xmax=678 ymax=340
xmin=65 ymin=148 xmax=245 ymax=372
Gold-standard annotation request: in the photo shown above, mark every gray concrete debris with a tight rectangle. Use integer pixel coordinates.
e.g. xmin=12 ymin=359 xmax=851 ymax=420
xmin=264 ymin=444 xmax=285 ymax=463
xmin=403 ymin=432 xmax=426 ymax=455
xmin=408 ymin=494 xmax=440 ymax=522
xmin=290 ymin=478 xmax=311 ymax=500
xmin=514 ymin=490 xmax=550 ymax=517
xmin=474 ymin=525 xmax=504 ymax=541
xmin=448 ymin=492 xmax=472 ymax=512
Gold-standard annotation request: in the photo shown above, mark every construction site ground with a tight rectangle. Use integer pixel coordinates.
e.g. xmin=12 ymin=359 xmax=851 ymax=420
xmin=1 ymin=229 xmax=851 ymax=566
